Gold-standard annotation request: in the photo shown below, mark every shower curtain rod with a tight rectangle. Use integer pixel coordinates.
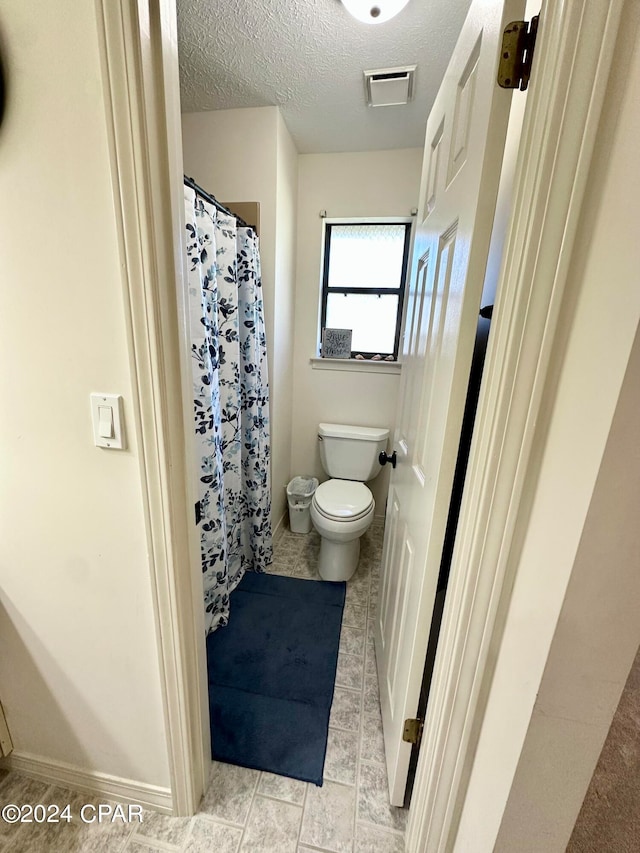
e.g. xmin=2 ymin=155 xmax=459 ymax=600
xmin=184 ymin=175 xmax=252 ymax=229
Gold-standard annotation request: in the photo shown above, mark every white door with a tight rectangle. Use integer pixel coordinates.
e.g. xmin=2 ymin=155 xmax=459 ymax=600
xmin=375 ymin=0 xmax=524 ymax=806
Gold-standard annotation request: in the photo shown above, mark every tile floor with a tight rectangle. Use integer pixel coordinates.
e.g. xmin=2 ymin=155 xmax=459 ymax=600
xmin=0 ymin=519 xmax=407 ymax=852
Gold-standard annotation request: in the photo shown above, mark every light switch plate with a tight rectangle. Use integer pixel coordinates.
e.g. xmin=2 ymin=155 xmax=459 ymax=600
xmin=90 ymin=393 xmax=125 ymax=449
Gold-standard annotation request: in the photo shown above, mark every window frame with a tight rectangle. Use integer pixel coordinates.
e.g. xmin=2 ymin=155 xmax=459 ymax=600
xmin=319 ymin=218 xmax=413 ymax=361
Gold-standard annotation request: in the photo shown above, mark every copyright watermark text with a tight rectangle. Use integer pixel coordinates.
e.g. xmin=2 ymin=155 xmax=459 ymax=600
xmin=1 ymin=803 xmax=144 ymax=824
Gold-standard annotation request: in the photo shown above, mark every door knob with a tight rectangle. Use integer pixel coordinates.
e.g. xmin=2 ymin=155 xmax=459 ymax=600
xmin=379 ymin=450 xmax=397 ymax=469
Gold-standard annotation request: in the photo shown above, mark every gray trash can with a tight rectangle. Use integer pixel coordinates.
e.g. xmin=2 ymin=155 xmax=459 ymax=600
xmin=286 ymin=476 xmax=319 ymax=534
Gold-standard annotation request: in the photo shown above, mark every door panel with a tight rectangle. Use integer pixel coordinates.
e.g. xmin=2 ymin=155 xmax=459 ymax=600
xmin=379 ymin=488 xmax=400 ymax=647
xmin=447 ymin=36 xmax=482 ymax=185
xmin=375 ymin=0 xmax=523 ymax=807
xmin=424 ymin=121 xmax=444 ymax=216
xmin=415 ymin=222 xmax=459 ymax=477
xmin=399 ymin=250 xmax=431 ymax=456
xmin=387 ymin=532 xmax=414 ymax=699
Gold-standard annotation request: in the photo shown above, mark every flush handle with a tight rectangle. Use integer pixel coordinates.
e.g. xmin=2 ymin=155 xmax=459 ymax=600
xmin=379 ymin=450 xmax=397 ymax=469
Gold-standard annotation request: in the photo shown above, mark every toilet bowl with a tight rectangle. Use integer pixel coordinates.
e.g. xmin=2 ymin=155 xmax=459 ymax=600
xmin=310 ymin=424 xmax=389 ymax=582
xmin=310 ymin=479 xmax=375 ymax=581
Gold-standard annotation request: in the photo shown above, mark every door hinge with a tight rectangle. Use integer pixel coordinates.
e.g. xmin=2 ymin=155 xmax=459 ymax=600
xmin=497 ymin=15 xmax=539 ymax=91
xmin=403 ymin=717 xmax=424 ymax=747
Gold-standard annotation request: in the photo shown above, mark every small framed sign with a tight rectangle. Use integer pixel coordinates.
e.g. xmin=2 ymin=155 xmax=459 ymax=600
xmin=322 ymin=327 xmax=352 ymax=359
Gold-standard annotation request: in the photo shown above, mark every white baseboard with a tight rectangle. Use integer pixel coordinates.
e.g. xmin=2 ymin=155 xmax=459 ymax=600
xmin=2 ymin=752 xmax=173 ymax=814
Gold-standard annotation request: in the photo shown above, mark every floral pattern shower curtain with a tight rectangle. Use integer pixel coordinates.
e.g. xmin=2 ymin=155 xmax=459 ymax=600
xmin=184 ymin=186 xmax=272 ymax=634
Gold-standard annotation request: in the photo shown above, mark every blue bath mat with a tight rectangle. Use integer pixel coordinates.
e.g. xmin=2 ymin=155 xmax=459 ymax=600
xmin=206 ymin=571 xmax=346 ymax=786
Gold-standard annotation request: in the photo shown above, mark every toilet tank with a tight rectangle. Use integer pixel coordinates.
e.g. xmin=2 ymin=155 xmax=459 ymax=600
xmin=318 ymin=423 xmax=390 ymax=481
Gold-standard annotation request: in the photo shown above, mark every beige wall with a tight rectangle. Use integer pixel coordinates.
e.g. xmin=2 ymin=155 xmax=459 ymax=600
xmin=456 ymin=10 xmax=640 ymax=849
xmin=181 ymin=106 xmax=298 ymax=528
xmin=0 ymin=0 xmax=169 ymax=786
xmin=290 ymin=150 xmax=423 ymax=514
xmin=181 ymin=107 xmax=279 ymax=366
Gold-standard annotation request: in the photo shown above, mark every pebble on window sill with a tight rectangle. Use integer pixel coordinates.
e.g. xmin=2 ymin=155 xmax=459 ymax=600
xmin=353 ymin=353 xmax=396 ymax=361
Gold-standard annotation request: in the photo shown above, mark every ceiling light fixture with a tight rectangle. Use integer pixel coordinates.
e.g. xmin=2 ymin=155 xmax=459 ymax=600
xmin=342 ymin=0 xmax=410 ymax=25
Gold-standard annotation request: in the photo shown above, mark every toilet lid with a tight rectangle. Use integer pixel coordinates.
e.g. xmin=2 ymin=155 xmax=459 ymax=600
xmin=314 ymin=480 xmax=373 ymax=520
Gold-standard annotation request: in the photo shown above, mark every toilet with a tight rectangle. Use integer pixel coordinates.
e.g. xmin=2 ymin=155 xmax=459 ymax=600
xmin=310 ymin=423 xmax=389 ymax=582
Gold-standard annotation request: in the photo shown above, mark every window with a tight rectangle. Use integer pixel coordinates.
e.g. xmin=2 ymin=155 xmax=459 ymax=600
xmin=320 ymin=221 xmax=411 ymax=361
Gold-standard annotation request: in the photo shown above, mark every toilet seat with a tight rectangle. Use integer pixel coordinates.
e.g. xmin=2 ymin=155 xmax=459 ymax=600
xmin=313 ymin=479 xmax=373 ymax=521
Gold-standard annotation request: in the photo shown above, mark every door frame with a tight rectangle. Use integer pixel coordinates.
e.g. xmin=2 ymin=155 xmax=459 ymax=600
xmin=406 ymin=1 xmax=624 ymax=849
xmin=96 ymin=0 xmax=209 ymax=815
xmin=96 ymin=0 xmax=623 ymax=841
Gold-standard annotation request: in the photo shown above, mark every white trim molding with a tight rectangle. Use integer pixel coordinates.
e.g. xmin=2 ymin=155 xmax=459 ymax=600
xmin=5 ymin=753 xmax=173 ymax=813
xmin=95 ymin=0 xmax=208 ymax=816
xmin=310 ymin=357 xmax=402 ymax=374
xmin=405 ymin=1 xmax=624 ymax=851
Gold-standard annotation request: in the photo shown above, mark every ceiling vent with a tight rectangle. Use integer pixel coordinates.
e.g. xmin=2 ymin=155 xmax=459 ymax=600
xmin=364 ymin=65 xmax=416 ymax=107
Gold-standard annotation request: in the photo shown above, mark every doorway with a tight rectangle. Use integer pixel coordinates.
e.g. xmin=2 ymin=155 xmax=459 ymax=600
xmin=96 ymin=3 xmax=626 ymax=849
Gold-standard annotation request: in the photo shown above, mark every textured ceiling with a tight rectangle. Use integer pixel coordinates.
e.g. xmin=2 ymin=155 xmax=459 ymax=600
xmin=177 ymin=0 xmax=472 ymax=154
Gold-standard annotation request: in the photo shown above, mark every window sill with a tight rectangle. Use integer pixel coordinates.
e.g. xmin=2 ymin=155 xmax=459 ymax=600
xmin=310 ymin=357 xmax=402 ymax=375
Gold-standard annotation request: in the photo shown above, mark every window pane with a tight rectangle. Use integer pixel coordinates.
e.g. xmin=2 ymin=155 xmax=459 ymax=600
xmin=328 ymin=224 xmax=407 ymax=290
xmin=325 ymin=293 xmax=399 ymax=354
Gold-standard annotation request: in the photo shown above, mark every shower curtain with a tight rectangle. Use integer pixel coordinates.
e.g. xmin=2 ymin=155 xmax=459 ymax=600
xmin=184 ymin=185 xmax=272 ymax=634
